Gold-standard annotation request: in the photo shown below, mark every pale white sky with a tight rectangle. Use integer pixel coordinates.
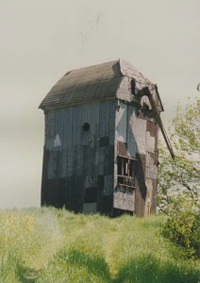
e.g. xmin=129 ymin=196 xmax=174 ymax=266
xmin=0 ymin=0 xmax=199 ymax=209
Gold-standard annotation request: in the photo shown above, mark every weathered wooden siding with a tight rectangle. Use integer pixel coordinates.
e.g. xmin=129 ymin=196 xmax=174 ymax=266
xmin=41 ymin=99 xmax=116 ymax=214
xmin=40 ymin=59 xmax=167 ymax=217
xmin=114 ymin=100 xmax=158 ymax=216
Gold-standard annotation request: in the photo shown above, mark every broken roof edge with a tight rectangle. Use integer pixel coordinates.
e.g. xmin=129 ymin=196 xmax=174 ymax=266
xmin=119 ymin=58 xmax=164 ymax=112
xmin=39 ymin=58 xmax=165 ymax=111
xmin=154 ymin=85 xmax=164 ymax=112
xmin=119 ymin=58 xmax=152 ymax=85
xmin=64 ymin=59 xmax=121 ymax=77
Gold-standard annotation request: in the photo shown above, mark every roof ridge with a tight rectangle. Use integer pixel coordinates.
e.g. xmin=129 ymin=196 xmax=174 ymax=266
xmin=64 ymin=59 xmax=120 ymax=77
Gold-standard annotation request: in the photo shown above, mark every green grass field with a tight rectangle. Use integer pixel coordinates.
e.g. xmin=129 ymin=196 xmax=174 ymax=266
xmin=0 ymin=207 xmax=199 ymax=282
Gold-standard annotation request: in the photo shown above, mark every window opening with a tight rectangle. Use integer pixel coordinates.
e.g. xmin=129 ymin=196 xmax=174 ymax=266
xmin=117 ymin=156 xmax=135 ymax=188
xmin=131 ymin=80 xmax=135 ymax=95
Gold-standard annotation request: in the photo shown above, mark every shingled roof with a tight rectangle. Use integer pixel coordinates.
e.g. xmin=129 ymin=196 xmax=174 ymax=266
xmin=39 ymin=59 xmax=155 ymax=110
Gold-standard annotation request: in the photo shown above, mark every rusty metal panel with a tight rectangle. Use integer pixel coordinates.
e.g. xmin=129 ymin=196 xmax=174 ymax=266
xmin=151 ymin=178 xmax=157 ymax=214
xmin=135 ymin=153 xmax=146 ymax=217
xmin=113 ymin=186 xmax=135 ymax=211
xmin=144 ymin=178 xmax=157 ymax=215
xmin=118 ymin=141 xmax=128 ymax=156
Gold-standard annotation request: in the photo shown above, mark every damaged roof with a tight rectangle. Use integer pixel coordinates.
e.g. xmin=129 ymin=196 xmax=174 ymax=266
xmin=39 ymin=58 xmax=160 ymax=110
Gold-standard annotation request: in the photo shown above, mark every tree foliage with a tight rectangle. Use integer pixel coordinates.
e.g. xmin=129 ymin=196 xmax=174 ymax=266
xmin=158 ymin=97 xmax=200 ymax=258
xmin=161 ymin=199 xmax=199 ymax=258
xmin=158 ymin=98 xmax=200 ymax=214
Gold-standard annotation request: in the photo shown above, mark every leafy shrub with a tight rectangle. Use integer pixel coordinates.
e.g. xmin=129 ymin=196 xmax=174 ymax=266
xmin=162 ymin=204 xmax=200 ymax=258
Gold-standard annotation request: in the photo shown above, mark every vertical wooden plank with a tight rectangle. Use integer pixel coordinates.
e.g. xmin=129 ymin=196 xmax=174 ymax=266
xmin=46 ymin=109 xmax=56 ymax=138
xmin=99 ymin=100 xmax=110 ymax=137
xmin=122 ymin=158 xmax=124 ymax=176
xmin=91 ymin=101 xmax=100 ymax=133
xmin=109 ymin=99 xmax=116 ymax=145
xmin=82 ymin=103 xmax=90 ymax=124
xmin=65 ymin=106 xmax=73 ymax=148
xmin=66 ymin=147 xmax=73 ymax=177
xmin=61 ymin=148 xmax=67 ymax=178
xmin=62 ymin=107 xmax=67 ymax=149
xmin=55 ymin=108 xmax=64 ymax=151
xmin=72 ymin=105 xmax=82 ymax=146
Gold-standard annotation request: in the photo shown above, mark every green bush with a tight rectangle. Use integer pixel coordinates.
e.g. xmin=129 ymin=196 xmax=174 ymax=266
xmin=162 ymin=205 xmax=200 ymax=259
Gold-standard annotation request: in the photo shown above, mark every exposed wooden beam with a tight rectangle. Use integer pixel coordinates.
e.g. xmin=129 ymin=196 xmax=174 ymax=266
xmin=139 ymin=87 xmax=175 ymax=159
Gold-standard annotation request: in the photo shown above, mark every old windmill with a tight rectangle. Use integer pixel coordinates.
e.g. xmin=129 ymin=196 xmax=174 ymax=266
xmin=39 ymin=59 xmax=174 ymax=216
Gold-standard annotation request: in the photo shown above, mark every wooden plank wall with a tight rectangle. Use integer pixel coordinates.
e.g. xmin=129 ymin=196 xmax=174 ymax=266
xmin=114 ymin=101 xmax=159 ymax=216
xmin=41 ymin=99 xmax=116 ymax=214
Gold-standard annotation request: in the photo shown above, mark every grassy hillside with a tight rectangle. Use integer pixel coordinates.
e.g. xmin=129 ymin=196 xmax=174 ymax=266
xmin=0 ymin=207 xmax=199 ymax=282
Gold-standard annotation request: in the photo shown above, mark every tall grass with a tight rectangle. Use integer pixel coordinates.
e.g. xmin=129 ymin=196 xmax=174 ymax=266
xmin=0 ymin=207 xmax=199 ymax=282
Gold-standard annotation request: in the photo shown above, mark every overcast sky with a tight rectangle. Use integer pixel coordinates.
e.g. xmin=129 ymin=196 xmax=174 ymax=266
xmin=0 ymin=0 xmax=199 ymax=209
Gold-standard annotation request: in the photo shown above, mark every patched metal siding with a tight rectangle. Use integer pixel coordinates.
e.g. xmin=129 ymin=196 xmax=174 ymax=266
xmin=40 ymin=59 xmax=171 ymax=217
xmin=41 ymin=99 xmax=116 ymax=214
xmin=114 ymin=101 xmax=159 ymax=216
